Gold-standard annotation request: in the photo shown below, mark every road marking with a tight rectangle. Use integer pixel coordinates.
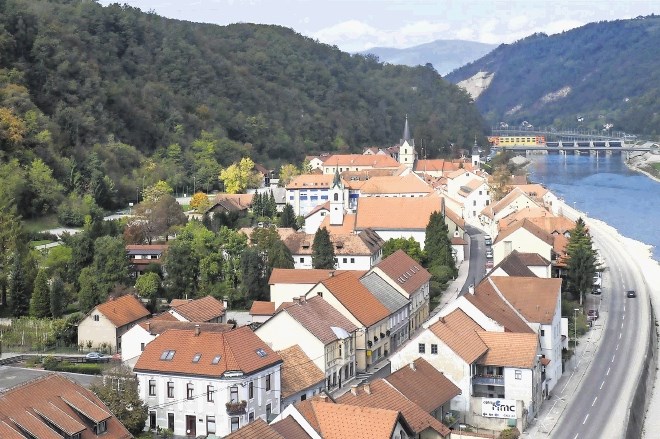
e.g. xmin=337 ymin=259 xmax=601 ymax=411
xmin=622 ymin=314 xmax=625 ymax=320
xmin=573 ymin=434 xmax=579 ymax=439
xmin=600 ymin=381 xmax=605 ymax=389
xmin=607 ymin=367 xmax=610 ymax=376
xmin=624 ymin=305 xmax=626 ymax=312
xmin=616 ymin=344 xmax=619 ymax=351
xmin=621 ymin=322 xmax=624 ymax=329
xmin=619 ymin=332 xmax=622 ymax=339
xmin=612 ymin=354 xmax=616 ymax=363
xmin=592 ymin=397 xmax=597 ymax=407
xmin=583 ymin=414 xmax=589 ymax=424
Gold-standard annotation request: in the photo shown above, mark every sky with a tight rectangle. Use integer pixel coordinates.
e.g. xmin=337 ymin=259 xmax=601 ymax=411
xmin=98 ymin=0 xmax=658 ymax=52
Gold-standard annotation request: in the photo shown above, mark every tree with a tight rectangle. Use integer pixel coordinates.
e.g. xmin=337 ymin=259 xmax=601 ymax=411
xmin=425 ymin=211 xmax=456 ymax=273
xmin=27 ymin=158 xmax=64 ymax=215
xmin=382 ymin=237 xmax=424 ymax=263
xmin=133 ymin=194 xmax=187 ymax=243
xmin=142 ymin=180 xmax=174 ymax=203
xmin=312 ymin=227 xmax=335 ymax=269
xmin=163 ymin=240 xmax=199 ymax=300
xmin=279 ymin=204 xmax=297 ymax=229
xmin=30 ymin=269 xmax=51 ymax=318
xmin=219 ymin=157 xmax=261 ymax=194
xmin=189 ymin=192 xmax=210 ymax=212
xmin=490 ymin=164 xmax=513 ymax=201
xmin=135 ymin=271 xmax=161 ymax=309
xmin=92 ymin=236 xmax=130 ymax=291
xmin=9 ymin=254 xmax=30 ymax=316
xmin=78 ymin=266 xmax=102 ymax=313
xmin=278 ymin=163 xmax=300 ymax=187
xmin=269 ymin=240 xmax=294 ymax=270
xmin=565 ymin=217 xmax=598 ymax=305
xmin=50 ymin=275 xmax=65 ymax=318
xmin=0 ymin=206 xmax=22 ymax=307
xmin=90 ymin=365 xmax=148 ymax=435
xmin=240 ymin=247 xmax=267 ymax=301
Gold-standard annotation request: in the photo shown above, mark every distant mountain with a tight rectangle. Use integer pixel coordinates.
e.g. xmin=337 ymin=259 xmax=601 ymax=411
xmin=445 ymin=16 xmax=660 ymax=137
xmin=359 ymin=40 xmax=498 ymax=76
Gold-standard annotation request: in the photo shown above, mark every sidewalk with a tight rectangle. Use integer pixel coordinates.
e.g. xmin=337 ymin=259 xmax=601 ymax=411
xmin=429 ymin=257 xmax=471 ymax=320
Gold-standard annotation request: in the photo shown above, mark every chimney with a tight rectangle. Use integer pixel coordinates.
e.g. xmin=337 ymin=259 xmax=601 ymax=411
xmin=293 ymin=297 xmax=301 ymax=304
xmin=318 ymin=394 xmax=328 ymax=402
xmin=329 ymin=271 xmax=335 ymax=277
xmin=468 ymin=284 xmax=475 ymax=295
xmin=194 ymin=324 xmax=200 ymax=336
xmin=223 ymin=300 xmax=228 ymax=310
xmin=300 ymin=296 xmax=306 ymax=304
xmin=350 ymin=384 xmax=358 ymax=396
xmin=409 ymin=362 xmax=416 ymax=371
xmin=146 ymin=322 xmax=151 ymax=332
xmin=363 ymin=383 xmax=371 ymax=395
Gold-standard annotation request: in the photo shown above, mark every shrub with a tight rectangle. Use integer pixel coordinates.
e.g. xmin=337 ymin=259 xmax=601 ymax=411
xmin=499 ymin=427 xmax=521 ymax=439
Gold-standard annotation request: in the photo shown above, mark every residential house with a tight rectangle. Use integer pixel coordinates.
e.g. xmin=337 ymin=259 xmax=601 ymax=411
xmin=320 ymin=154 xmax=401 ymax=175
xmin=268 ymin=268 xmax=350 ymax=308
xmin=134 ymin=326 xmax=282 ymax=436
xmin=304 ymin=271 xmax=392 ymax=372
xmin=126 ymin=244 xmax=168 ymax=277
xmin=78 ymin=294 xmax=150 ymax=353
xmin=167 ymin=295 xmax=226 ymax=323
xmin=249 ymin=301 xmax=277 ymax=324
xmin=480 ymin=187 xmax=541 ymax=236
xmin=0 ymin=374 xmax=132 ymax=439
xmin=278 ymin=345 xmax=326 ymax=409
xmin=369 ymin=250 xmax=431 ymax=334
xmin=303 ymin=202 xmax=330 ymax=234
xmin=510 ymin=183 xmax=560 ymax=213
xmin=492 ymin=219 xmax=555 ymax=265
xmin=337 ymin=380 xmax=451 ymax=438
xmin=305 ymin=154 xmax=328 ymax=171
xmin=286 ymin=174 xmax=338 ymax=217
xmin=275 ymin=395 xmax=415 ymax=439
xmin=255 ymin=295 xmax=359 ymax=393
xmin=488 ymin=250 xmax=551 ymax=278
xmin=207 ymin=193 xmax=254 ymax=217
xmin=121 ymin=319 xmax=233 ymax=366
xmin=444 ymin=169 xmax=491 ymax=223
xmin=357 ymin=173 xmax=433 ymax=198
xmin=414 ymin=159 xmax=474 ymax=178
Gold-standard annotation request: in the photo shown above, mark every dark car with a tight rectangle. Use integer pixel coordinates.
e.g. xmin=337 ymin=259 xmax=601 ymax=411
xmin=592 ymin=287 xmax=602 ymax=295
xmin=627 ymin=290 xmax=636 ymax=298
xmin=587 ymin=309 xmax=599 ymax=321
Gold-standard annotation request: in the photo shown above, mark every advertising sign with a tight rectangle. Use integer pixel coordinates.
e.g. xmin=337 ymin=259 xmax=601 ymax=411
xmin=481 ymin=398 xmax=516 ymax=419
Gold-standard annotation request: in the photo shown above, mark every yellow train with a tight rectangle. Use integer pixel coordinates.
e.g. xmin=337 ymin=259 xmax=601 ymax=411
xmin=488 ymin=135 xmax=546 ymax=146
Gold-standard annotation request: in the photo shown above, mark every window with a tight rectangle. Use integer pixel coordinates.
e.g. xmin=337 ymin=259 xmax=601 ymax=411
xmin=350 ymin=258 xmax=355 ymax=263
xmin=149 ymin=412 xmax=156 ymax=430
xmin=515 ymin=370 xmax=522 ymax=380
xmin=230 ymin=386 xmax=239 ymax=403
xmin=167 ymin=382 xmax=174 ymax=398
xmin=418 ymin=343 xmax=426 ymax=354
xmin=93 ymin=315 xmax=99 ymax=322
xmin=343 ymin=258 xmax=347 ymax=263
xmin=212 ymin=354 xmax=222 ymax=364
xmin=301 ymin=394 xmax=307 ymax=401
xmin=94 ymin=421 xmax=107 ymax=434
xmin=431 ymin=344 xmax=438 ymax=354
xmin=206 ymin=416 xmax=216 ymax=434
xmin=140 ymin=343 xmax=145 ymax=352
xmin=148 ymin=380 xmax=156 ymax=396
xmin=231 ymin=417 xmax=240 ymax=432
xmin=187 ymin=383 xmax=194 ymax=399
xmin=249 ymin=381 xmax=254 ymax=399
xmin=266 ymin=374 xmax=272 ymax=391
xmin=249 ymin=412 xmax=255 ymax=422
xmin=207 ymin=385 xmax=214 ymax=402
xmin=192 ymin=353 xmax=202 ymax=363
xmin=266 ymin=403 xmax=272 ymax=418
xmin=300 ymin=257 xmax=304 ymax=263
xmin=333 ymin=193 xmax=339 ymax=201
xmin=168 ymin=413 xmax=174 ymax=431
xmin=256 ymin=348 xmax=267 ymax=357
xmin=160 ymin=350 xmax=175 ymax=361
xmin=540 ymin=329 xmax=545 ymax=336
xmin=473 ymin=200 xmax=477 ymax=206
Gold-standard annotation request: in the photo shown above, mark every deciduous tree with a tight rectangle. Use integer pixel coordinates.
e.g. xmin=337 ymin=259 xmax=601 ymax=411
xmin=382 ymin=237 xmax=424 ymax=263
xmin=278 ymin=163 xmax=301 ymax=187
xmin=219 ymin=157 xmax=261 ymax=194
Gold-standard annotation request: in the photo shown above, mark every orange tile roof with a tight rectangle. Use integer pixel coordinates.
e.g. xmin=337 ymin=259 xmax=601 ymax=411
xmin=511 ymin=183 xmax=549 ymax=200
xmin=278 ymin=345 xmax=325 ymax=398
xmin=288 ymin=228 xmax=381 ymax=256
xmin=271 ymin=417 xmax=313 ymax=439
xmin=268 ymin=268 xmax=354 ymax=285
xmin=250 ymin=300 xmax=276 ymax=316
xmin=321 ymin=271 xmax=391 ymax=327
xmin=224 ymin=418 xmax=285 ymax=439
xmin=386 ymin=357 xmax=461 ymax=412
xmin=414 ymin=159 xmax=461 ymax=173
xmin=471 ymin=279 xmax=535 ymax=333
xmin=134 ymin=326 xmax=282 ymax=377
xmin=126 ymin=244 xmax=168 ymax=253
xmin=170 ymin=295 xmax=225 ymax=322
xmin=494 ymin=218 xmax=555 ymax=247
xmin=488 ymin=276 xmax=562 ymax=324
xmin=337 ymin=380 xmax=450 ymax=436
xmin=359 ymin=174 xmax=432 ymax=195
xmin=138 ymin=319 xmax=234 ymax=334
xmin=498 ymin=206 xmax=555 ymax=229
xmin=95 ymin=294 xmax=150 ymax=328
xmin=318 ymin=213 xmax=358 ymax=234
xmin=0 ymin=374 xmax=131 ymax=439
xmin=375 ymin=250 xmax=431 ymax=295
xmin=322 ymin=154 xmax=401 ymax=169
xmin=477 ymin=331 xmax=539 ymax=368
xmin=553 ymin=232 xmax=569 ymax=255
xmin=482 ymin=187 xmax=539 ymax=220
xmin=286 ymin=174 xmax=336 ymax=189
xmin=429 ymin=308 xmax=488 ymax=364
xmin=356 ymin=194 xmax=444 ymax=230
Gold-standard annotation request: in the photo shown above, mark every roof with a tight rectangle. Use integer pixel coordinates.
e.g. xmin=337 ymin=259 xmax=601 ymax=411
xmin=359 ymin=272 xmax=410 ymax=313
xmin=280 ymin=230 xmax=381 ymax=257
xmin=494 ymin=218 xmax=555 ymax=247
xmin=355 ymin=194 xmax=444 ymax=230
xmin=126 ymin=244 xmax=168 ymax=255
xmin=224 ymin=418 xmax=285 ymax=439
xmin=209 ymin=193 xmax=253 ymax=212
xmin=278 ymin=345 xmax=325 ymax=398
xmin=337 ymin=380 xmax=450 ymax=436
xmin=0 ymin=374 xmax=131 ymax=439
xmin=138 ymin=319 xmax=234 ymax=335
xmin=275 ymin=295 xmax=359 ymax=345
xmin=375 ymin=250 xmax=431 ymax=295
xmin=359 ymin=173 xmax=432 ymax=195
xmin=286 ymin=174 xmax=336 ymax=189
xmin=269 ymin=268 xmax=353 ymax=285
xmin=477 ymin=331 xmax=539 ymax=369
xmin=489 ymin=250 xmax=538 ymax=277
xmin=429 ymin=308 xmax=488 ymax=364
xmin=318 ymin=213 xmax=358 ymax=234
xmin=170 ymin=295 xmax=225 ymax=322
xmin=95 ymin=294 xmax=150 ymax=328
xmin=134 ymin=326 xmax=282 ymax=377
xmin=488 ymin=276 xmax=562 ymax=324
xmin=322 ymin=154 xmax=401 ymax=169
xmin=482 ymin=187 xmax=539 ymax=220
xmin=527 ymin=215 xmax=576 ymax=235
xmin=470 ymin=279 xmax=535 ymax=333
xmin=271 ymin=416 xmax=313 ymax=439
xmin=385 ymin=358 xmax=461 ymax=412
xmin=304 ymin=201 xmax=330 ymax=218
xmin=517 ymin=252 xmax=551 ymax=266
xmin=414 ymin=159 xmax=464 ymax=173
xmin=321 ymin=271 xmax=391 ymax=327
xmin=512 ymin=183 xmax=549 ymax=200
xmin=249 ymin=301 xmax=276 ymax=316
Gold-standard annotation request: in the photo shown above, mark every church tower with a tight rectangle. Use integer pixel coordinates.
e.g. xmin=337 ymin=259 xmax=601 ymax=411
xmin=398 ymin=115 xmax=416 ymax=169
xmin=472 ymin=137 xmax=480 ymax=169
xmin=329 ymin=165 xmax=344 ymax=226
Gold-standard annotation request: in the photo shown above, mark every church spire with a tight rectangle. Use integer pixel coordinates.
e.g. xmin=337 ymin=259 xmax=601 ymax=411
xmin=332 ymin=162 xmax=342 ymax=188
xmin=403 ymin=114 xmax=411 ymax=142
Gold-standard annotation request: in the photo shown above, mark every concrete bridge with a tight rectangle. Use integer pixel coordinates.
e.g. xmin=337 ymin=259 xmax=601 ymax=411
xmin=493 ymin=141 xmax=652 ymax=153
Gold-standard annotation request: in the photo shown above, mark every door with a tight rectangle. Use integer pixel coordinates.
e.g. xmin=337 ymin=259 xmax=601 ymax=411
xmin=186 ymin=415 xmax=196 ymax=436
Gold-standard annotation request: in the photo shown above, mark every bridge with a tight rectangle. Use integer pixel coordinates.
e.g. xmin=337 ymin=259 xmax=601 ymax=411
xmin=493 ymin=142 xmax=653 ymax=153
xmin=490 ymin=127 xmax=629 ymax=142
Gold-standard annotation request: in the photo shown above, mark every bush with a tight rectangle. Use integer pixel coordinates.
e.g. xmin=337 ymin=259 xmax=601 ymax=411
xmin=499 ymin=427 xmax=521 ymax=439
xmin=43 ymin=358 xmax=103 ymax=375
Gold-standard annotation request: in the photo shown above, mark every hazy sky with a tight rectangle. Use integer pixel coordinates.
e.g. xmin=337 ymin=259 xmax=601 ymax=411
xmin=98 ymin=0 xmax=658 ymax=52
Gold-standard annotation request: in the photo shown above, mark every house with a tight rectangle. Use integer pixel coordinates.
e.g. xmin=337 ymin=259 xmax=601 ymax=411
xmin=304 ymin=271 xmax=392 ymax=372
xmin=492 ymin=219 xmax=555 ymax=265
xmin=126 ymin=244 xmax=168 ymax=277
xmin=414 ymin=159 xmax=473 ymax=178
xmin=167 ymin=295 xmax=226 ymax=323
xmin=78 ymin=294 xmax=150 ymax=353
xmin=286 ymin=174 xmax=339 ymax=217
xmin=255 ymin=295 xmax=359 ymax=393
xmin=369 ymin=250 xmax=431 ymax=334
xmin=134 ymin=326 xmax=282 ymax=437
xmin=480 ymin=187 xmax=541 ymax=236
xmin=278 ymin=345 xmax=326 ymax=409
xmin=121 ymin=319 xmax=234 ymax=366
xmin=337 ymin=380 xmax=451 ymax=438
xmin=0 ymin=374 xmax=132 ymax=439
xmin=488 ymin=250 xmax=549 ymax=278
xmin=443 ymin=169 xmax=491 ymax=223
xmin=268 ymin=268 xmax=350 ymax=308
xmin=274 ymin=395 xmax=415 ymax=439
xmin=249 ymin=301 xmax=277 ymax=324
xmin=320 ymin=154 xmax=401 ymax=175
xmin=358 ymin=173 xmax=433 ymax=198
xmin=207 ymin=193 xmax=254 ymax=217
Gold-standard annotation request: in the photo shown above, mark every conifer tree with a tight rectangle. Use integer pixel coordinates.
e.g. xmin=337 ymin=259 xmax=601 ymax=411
xmin=9 ymin=255 xmax=30 ymax=316
xmin=267 ymin=191 xmax=277 ymax=217
xmin=50 ymin=275 xmax=65 ymax=318
xmin=30 ymin=269 xmax=51 ymax=318
xmin=424 ymin=211 xmax=456 ymax=273
xmin=279 ymin=204 xmax=297 ymax=229
xmin=566 ymin=217 xmax=598 ymax=305
xmin=312 ymin=227 xmax=335 ymax=269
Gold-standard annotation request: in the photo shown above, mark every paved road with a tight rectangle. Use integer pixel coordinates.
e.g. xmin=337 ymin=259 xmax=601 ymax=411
xmin=0 ymin=365 xmax=99 ymax=390
xmin=461 ymin=225 xmax=487 ymax=293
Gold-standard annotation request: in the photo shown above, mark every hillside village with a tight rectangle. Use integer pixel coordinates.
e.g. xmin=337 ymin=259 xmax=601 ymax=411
xmin=0 ymin=117 xmax=597 ymax=439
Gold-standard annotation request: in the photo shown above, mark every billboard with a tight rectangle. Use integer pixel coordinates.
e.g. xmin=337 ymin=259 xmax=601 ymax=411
xmin=481 ymin=398 xmax=517 ymax=419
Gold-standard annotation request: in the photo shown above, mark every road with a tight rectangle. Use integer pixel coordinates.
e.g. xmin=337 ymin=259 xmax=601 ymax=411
xmin=552 ymin=213 xmax=649 ymax=438
xmin=461 ymin=225 xmax=488 ymax=293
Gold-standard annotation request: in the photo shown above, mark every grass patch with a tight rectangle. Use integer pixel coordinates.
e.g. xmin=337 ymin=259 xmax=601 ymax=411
xmin=652 ymin=163 xmax=660 ymax=171
xmin=23 ymin=215 xmax=60 ymax=233
xmin=30 ymin=240 xmax=53 ymax=248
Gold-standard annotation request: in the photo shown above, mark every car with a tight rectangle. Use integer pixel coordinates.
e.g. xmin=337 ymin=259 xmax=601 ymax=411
xmin=592 ymin=287 xmax=602 ymax=295
xmin=484 ymin=235 xmax=492 ymax=246
xmin=485 ymin=249 xmax=494 ymax=259
xmin=627 ymin=290 xmax=636 ymax=298
xmin=587 ymin=309 xmax=599 ymax=321
xmin=85 ymin=352 xmax=103 ymax=362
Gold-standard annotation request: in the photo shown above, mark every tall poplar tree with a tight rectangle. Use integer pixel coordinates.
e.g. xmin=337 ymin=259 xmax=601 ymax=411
xmin=312 ymin=227 xmax=335 ymax=269
xmin=50 ymin=275 xmax=65 ymax=318
xmin=425 ymin=211 xmax=456 ymax=273
xmin=30 ymin=269 xmax=51 ymax=318
xmin=9 ymin=254 xmax=30 ymax=316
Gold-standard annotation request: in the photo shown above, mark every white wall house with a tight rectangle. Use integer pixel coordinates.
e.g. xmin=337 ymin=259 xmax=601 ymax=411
xmin=268 ymin=268 xmax=343 ymax=308
xmin=492 ymin=219 xmax=554 ymax=265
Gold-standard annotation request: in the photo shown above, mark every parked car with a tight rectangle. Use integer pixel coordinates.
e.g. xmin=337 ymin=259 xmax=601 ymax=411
xmin=587 ymin=309 xmax=599 ymax=321
xmin=627 ymin=290 xmax=636 ymax=298
xmin=85 ymin=352 xmax=105 ymax=363
xmin=592 ymin=287 xmax=602 ymax=295
xmin=484 ymin=235 xmax=492 ymax=246
xmin=485 ymin=249 xmax=494 ymax=259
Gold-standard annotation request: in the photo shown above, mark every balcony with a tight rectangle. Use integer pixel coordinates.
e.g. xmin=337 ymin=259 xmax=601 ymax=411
xmin=225 ymin=400 xmax=247 ymax=415
xmin=472 ymin=374 xmax=504 ymax=386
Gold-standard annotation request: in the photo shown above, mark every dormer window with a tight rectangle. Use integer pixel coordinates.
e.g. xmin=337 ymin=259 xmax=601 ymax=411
xmin=192 ymin=353 xmax=202 ymax=363
xmin=94 ymin=420 xmax=107 ymax=435
xmin=160 ymin=350 xmax=175 ymax=361
xmin=212 ymin=354 xmax=222 ymax=364
xmin=255 ymin=348 xmax=267 ymax=358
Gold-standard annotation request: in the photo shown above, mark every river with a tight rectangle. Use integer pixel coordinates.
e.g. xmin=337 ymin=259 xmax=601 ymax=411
xmin=524 ymin=152 xmax=660 ymax=262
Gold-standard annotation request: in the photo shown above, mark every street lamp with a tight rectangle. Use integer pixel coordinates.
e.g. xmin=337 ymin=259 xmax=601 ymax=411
xmin=193 ymin=176 xmax=196 ymax=194
xmin=573 ymin=308 xmax=580 ymax=349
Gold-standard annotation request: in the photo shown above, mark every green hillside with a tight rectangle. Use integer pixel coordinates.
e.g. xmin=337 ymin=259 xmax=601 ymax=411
xmin=0 ymin=0 xmax=485 ymax=219
xmin=445 ymin=15 xmax=660 ymax=137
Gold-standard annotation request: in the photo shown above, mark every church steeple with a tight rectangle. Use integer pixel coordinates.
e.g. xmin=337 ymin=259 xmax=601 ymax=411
xmin=330 ymin=162 xmax=344 ymax=225
xmin=403 ymin=114 xmax=411 ymax=143
xmin=332 ymin=164 xmax=342 ymax=188
xmin=398 ymin=115 xmax=416 ymax=169
xmin=472 ymin=136 xmax=480 ymax=169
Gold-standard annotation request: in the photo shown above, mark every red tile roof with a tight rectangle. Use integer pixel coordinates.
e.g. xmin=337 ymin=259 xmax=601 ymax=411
xmin=134 ymin=326 xmax=281 ymax=377
xmin=493 ymin=218 xmax=555 ymax=247
xmin=224 ymin=418 xmax=285 ymax=439
xmin=429 ymin=309 xmax=487 ymax=364
xmin=271 ymin=417 xmax=313 ymax=439
xmin=321 ymin=271 xmax=390 ymax=327
xmin=375 ymin=250 xmax=431 ymax=295
xmin=170 ymin=295 xmax=225 ymax=322
xmin=477 ymin=331 xmax=539 ymax=368
xmin=95 ymin=294 xmax=150 ymax=328
xmin=138 ymin=319 xmax=233 ymax=335
xmin=355 ymin=194 xmax=444 ymax=230
xmin=488 ymin=276 xmax=562 ymax=324
xmin=322 ymin=154 xmax=401 ymax=169
xmin=250 ymin=300 xmax=276 ymax=316
xmin=269 ymin=268 xmax=354 ymax=285
xmin=471 ymin=279 xmax=535 ymax=333
xmin=278 ymin=345 xmax=325 ymax=398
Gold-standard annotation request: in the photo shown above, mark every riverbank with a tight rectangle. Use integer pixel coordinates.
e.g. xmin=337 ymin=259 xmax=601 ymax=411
xmin=625 ymin=150 xmax=660 ymax=183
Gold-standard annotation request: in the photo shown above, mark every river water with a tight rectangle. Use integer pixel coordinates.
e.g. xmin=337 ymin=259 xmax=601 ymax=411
xmin=525 ymin=152 xmax=660 ymax=262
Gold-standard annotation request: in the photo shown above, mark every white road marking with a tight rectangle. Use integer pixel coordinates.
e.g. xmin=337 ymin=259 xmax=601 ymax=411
xmin=607 ymin=367 xmax=610 ymax=376
xmin=592 ymin=397 xmax=597 ymax=407
xmin=583 ymin=414 xmax=589 ymax=424
xmin=600 ymin=381 xmax=605 ymax=389
xmin=573 ymin=434 xmax=579 ymax=439
xmin=612 ymin=354 xmax=616 ymax=363
xmin=616 ymin=344 xmax=619 ymax=351
xmin=619 ymin=332 xmax=622 ymax=339
xmin=622 ymin=314 xmax=625 ymax=320
xmin=621 ymin=322 xmax=624 ymax=329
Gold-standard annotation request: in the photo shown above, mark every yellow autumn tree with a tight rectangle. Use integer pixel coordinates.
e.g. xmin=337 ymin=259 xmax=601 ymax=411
xmin=189 ymin=192 xmax=210 ymax=212
xmin=278 ymin=163 xmax=301 ymax=187
xmin=142 ymin=180 xmax=173 ymax=203
xmin=219 ymin=157 xmax=261 ymax=194
xmin=0 ymin=107 xmax=26 ymax=144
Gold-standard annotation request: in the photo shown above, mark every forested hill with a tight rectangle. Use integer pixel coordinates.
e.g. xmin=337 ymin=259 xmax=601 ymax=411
xmin=445 ymin=15 xmax=660 ymax=137
xmin=0 ymin=0 xmax=484 ymax=218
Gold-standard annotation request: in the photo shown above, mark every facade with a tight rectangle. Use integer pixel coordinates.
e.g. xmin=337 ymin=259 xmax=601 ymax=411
xmin=268 ymin=268 xmax=348 ymax=308
xmin=480 ymin=187 xmax=541 ymax=236
xmin=320 ymin=154 xmax=401 ymax=175
xmin=127 ymin=244 xmax=168 ymax=277
xmin=134 ymin=326 xmax=282 ymax=437
xmin=77 ymin=294 xmax=150 ymax=353
xmin=492 ymin=219 xmax=555 ymax=265
xmin=286 ymin=174 xmax=337 ymax=217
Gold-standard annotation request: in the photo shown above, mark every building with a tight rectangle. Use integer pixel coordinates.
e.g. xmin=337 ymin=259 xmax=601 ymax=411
xmin=167 ymin=295 xmax=226 ymax=323
xmin=492 ymin=219 xmax=555 ymax=265
xmin=126 ymin=244 xmax=168 ymax=277
xmin=278 ymin=345 xmax=326 ymax=409
xmin=77 ymin=294 xmax=150 ymax=353
xmin=268 ymin=268 xmax=349 ymax=308
xmin=480 ymin=187 xmax=541 ymax=236
xmin=488 ymin=250 xmax=550 ymax=278
xmin=249 ymin=301 xmax=277 ymax=324
xmin=320 ymin=154 xmax=401 ymax=175
xmin=0 ymin=374 xmax=132 ymax=439
xmin=255 ymin=295 xmax=358 ymax=393
xmin=134 ymin=326 xmax=282 ymax=437
xmin=286 ymin=174 xmax=338 ymax=217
